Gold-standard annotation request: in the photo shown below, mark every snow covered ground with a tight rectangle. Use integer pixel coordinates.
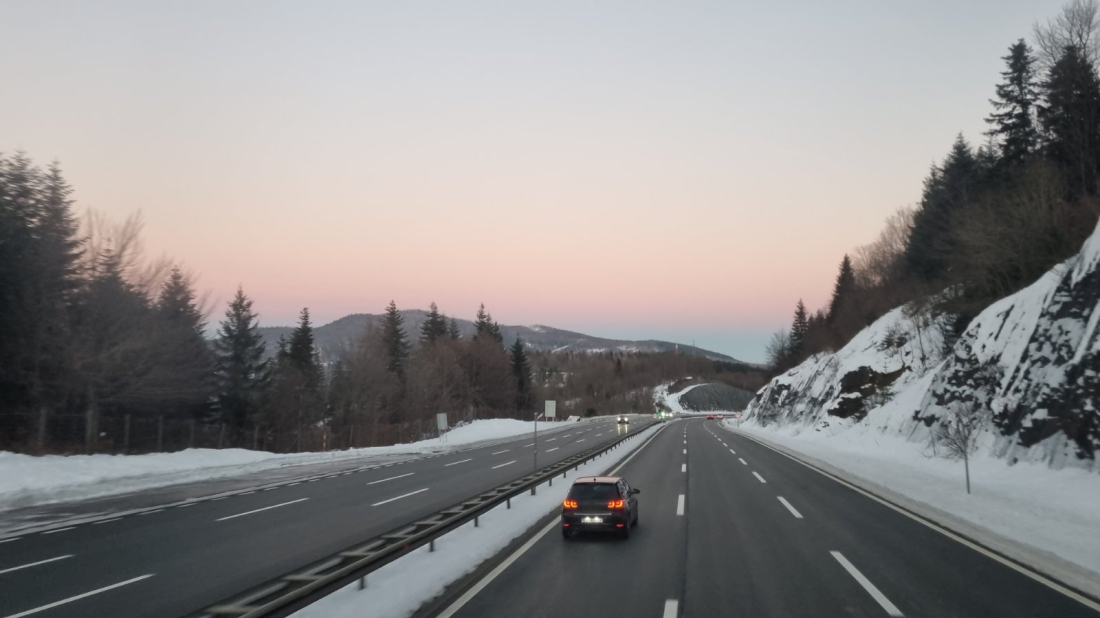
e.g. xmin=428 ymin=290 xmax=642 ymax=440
xmin=652 ymin=382 xmax=705 ymax=414
xmin=291 ymin=423 xmax=664 ymax=618
xmin=0 ymin=419 xmax=578 ymax=511
xmin=726 ymin=418 xmax=1100 ymax=596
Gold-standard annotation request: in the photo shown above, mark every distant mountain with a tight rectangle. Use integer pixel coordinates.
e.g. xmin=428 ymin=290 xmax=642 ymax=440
xmin=255 ymin=311 xmax=750 ymax=365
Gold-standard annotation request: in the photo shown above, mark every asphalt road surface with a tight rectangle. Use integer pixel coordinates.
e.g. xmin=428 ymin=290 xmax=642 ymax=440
xmin=437 ymin=418 xmax=1099 ymax=618
xmin=0 ymin=417 xmax=638 ymax=618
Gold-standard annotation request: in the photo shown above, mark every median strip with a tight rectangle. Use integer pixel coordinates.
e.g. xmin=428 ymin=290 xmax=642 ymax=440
xmin=216 ymin=498 xmax=309 ymax=522
xmin=830 ymin=551 xmax=903 ymax=616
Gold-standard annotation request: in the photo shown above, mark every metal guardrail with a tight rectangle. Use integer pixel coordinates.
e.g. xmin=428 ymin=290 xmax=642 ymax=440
xmin=185 ymin=420 xmax=657 ymax=618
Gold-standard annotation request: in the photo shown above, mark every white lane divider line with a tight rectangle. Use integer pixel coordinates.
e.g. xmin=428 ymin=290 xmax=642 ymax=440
xmin=546 ymin=438 xmax=557 ymax=442
xmin=663 ymin=599 xmax=679 ymax=618
xmin=682 ymin=464 xmax=687 ymax=473
xmin=371 ymin=488 xmax=429 ymax=507
xmin=492 ymin=460 xmax=516 ymax=470
xmin=177 ymin=503 xmax=196 ymax=509
xmin=138 ymin=509 xmax=163 ymax=516
xmin=0 ymin=555 xmax=73 ymax=576
xmin=729 ymin=449 xmax=736 ymax=455
xmin=241 ymin=491 xmax=256 ymax=495
xmin=739 ymin=458 xmax=748 ymax=465
xmin=216 ymin=498 xmax=309 ymax=522
xmin=576 ymin=439 xmax=585 ymax=443
xmin=676 ymin=494 xmax=685 ymax=516
xmin=2 ymin=574 xmax=155 ymax=618
xmin=830 ymin=551 xmax=904 ymax=616
xmin=683 ymin=449 xmax=687 ymax=455
xmin=288 ymin=482 xmax=300 ymax=487
xmin=491 ymin=450 xmax=510 ymax=455
xmin=41 ymin=527 xmax=75 ymax=535
xmin=93 ymin=518 xmax=122 ymax=525
xmin=444 ymin=458 xmax=473 ymax=467
xmin=753 ymin=472 xmax=767 ymax=483
xmin=523 ymin=443 xmax=534 ymax=447
xmin=212 ymin=497 xmax=227 ymax=501
xmin=546 ymin=447 xmax=559 ymax=452
xmin=263 ymin=487 xmax=278 ymax=491
xmin=0 ymin=537 xmax=21 ymax=544
xmin=367 ymin=472 xmax=414 ymax=485
xmin=777 ymin=496 xmax=803 ymax=518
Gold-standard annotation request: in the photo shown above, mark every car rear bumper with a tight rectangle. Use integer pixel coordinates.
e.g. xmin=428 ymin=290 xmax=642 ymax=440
xmin=561 ymin=512 xmax=629 ymax=530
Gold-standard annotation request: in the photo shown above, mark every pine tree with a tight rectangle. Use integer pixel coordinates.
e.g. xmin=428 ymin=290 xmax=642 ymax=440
xmin=448 ymin=317 xmax=461 ymax=340
xmin=419 ymin=302 xmax=448 ymax=346
xmin=155 ymin=267 xmax=214 ymax=414
xmin=157 ymin=268 xmax=204 ymax=335
xmin=827 ymin=256 xmax=857 ymax=324
xmin=287 ymin=308 xmax=323 ymax=389
xmin=510 ymin=336 xmax=533 ymax=411
xmin=213 ymin=287 xmax=268 ymax=436
xmin=474 ymin=303 xmax=504 ymax=344
xmin=986 ymin=40 xmax=1040 ymax=168
xmin=1039 ymin=44 xmax=1100 ymax=195
xmin=381 ymin=300 xmax=410 ymax=378
xmin=905 ymin=135 xmax=982 ymax=281
xmin=789 ymin=299 xmax=809 ymax=355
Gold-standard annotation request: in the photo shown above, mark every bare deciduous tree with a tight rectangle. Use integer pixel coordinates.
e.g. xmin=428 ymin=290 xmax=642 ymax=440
xmin=937 ymin=401 xmax=987 ymax=494
xmin=1033 ymin=0 xmax=1100 ymax=69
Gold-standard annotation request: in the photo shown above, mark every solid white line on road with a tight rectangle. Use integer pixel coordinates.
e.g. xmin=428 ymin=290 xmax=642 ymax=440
xmin=241 ymin=491 xmax=255 ymax=495
xmin=739 ymin=458 xmax=748 ymax=465
xmin=3 ymin=574 xmax=154 ymax=618
xmin=371 ymin=488 xmax=429 ymax=507
xmin=444 ymin=458 xmax=473 ymax=467
xmin=830 ymin=551 xmax=904 ymax=616
xmin=777 ymin=496 xmax=803 ymax=518
xmin=41 ymin=527 xmax=74 ymax=535
xmin=216 ymin=498 xmax=309 ymax=522
xmin=93 ymin=518 xmax=122 ymax=525
xmin=0 ymin=555 xmax=73 ymax=576
xmin=138 ymin=509 xmax=163 ymax=516
xmin=492 ymin=460 xmax=516 ymax=469
xmin=682 ymin=463 xmax=687 ymax=472
xmin=491 ymin=450 xmax=510 ymax=455
xmin=0 ymin=537 xmax=21 ymax=544
xmin=676 ymin=494 xmax=685 ymax=516
xmin=753 ymin=472 xmax=767 ymax=483
xmin=367 ymin=472 xmax=414 ymax=485
xmin=546 ymin=447 xmax=559 ymax=452
xmin=663 ymin=599 xmax=679 ymax=618
xmin=177 ymin=503 xmax=195 ymax=509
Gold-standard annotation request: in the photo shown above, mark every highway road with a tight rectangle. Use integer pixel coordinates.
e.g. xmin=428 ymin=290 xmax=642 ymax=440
xmin=437 ymin=418 xmax=1100 ymax=618
xmin=0 ymin=417 xmax=636 ymax=618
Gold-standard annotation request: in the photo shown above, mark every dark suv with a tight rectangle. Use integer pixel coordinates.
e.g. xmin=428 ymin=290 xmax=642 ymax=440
xmin=561 ymin=476 xmax=640 ymax=539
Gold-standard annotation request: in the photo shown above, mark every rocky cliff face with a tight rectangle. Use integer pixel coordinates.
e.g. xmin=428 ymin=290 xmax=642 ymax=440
xmin=746 ymin=221 xmax=1100 ymax=470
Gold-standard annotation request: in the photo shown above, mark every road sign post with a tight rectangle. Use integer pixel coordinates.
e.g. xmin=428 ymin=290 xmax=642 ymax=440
xmin=436 ymin=413 xmax=448 ymax=444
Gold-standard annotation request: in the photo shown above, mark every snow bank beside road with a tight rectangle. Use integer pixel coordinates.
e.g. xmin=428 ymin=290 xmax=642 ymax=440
xmin=0 ymin=418 xmax=572 ymax=511
xmin=727 ymin=419 xmax=1100 ymax=594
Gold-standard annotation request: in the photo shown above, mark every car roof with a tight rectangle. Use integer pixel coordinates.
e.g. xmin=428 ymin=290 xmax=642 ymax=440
xmin=571 ymin=476 xmax=622 ymax=484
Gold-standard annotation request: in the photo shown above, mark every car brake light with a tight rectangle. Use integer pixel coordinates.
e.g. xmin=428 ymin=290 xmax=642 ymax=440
xmin=616 ymin=523 xmax=625 ymax=528
xmin=607 ymin=499 xmax=624 ymax=509
xmin=563 ymin=499 xmax=578 ymax=509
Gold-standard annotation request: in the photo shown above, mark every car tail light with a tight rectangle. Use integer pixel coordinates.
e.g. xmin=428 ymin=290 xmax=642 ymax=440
xmin=563 ymin=499 xmax=578 ymax=509
xmin=607 ymin=499 xmax=624 ymax=509
xmin=616 ymin=523 xmax=625 ymax=528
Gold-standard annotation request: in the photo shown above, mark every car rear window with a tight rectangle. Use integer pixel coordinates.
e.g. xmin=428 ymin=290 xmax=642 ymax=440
xmin=568 ymin=483 xmax=620 ymax=500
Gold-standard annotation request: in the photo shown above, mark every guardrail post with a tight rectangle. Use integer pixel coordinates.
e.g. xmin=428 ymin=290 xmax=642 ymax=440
xmin=507 ymin=498 xmax=511 ymax=509
xmin=474 ymin=516 xmax=479 ymax=528
xmin=358 ymin=576 xmax=366 ymax=590
xmin=531 ymin=486 xmax=536 ymax=496
xmin=430 ymin=540 xmax=435 ymax=552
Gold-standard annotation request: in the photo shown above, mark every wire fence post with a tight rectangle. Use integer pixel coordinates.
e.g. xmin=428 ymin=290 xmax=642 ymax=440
xmin=124 ymin=414 xmax=131 ymax=454
xmin=157 ymin=415 xmax=164 ymax=452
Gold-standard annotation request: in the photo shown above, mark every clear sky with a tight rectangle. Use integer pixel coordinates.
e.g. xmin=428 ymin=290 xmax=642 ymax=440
xmin=0 ymin=0 xmax=1066 ymax=362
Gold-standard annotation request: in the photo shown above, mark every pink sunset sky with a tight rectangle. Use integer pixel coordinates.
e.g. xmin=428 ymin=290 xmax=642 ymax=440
xmin=0 ymin=0 xmax=1065 ymax=362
